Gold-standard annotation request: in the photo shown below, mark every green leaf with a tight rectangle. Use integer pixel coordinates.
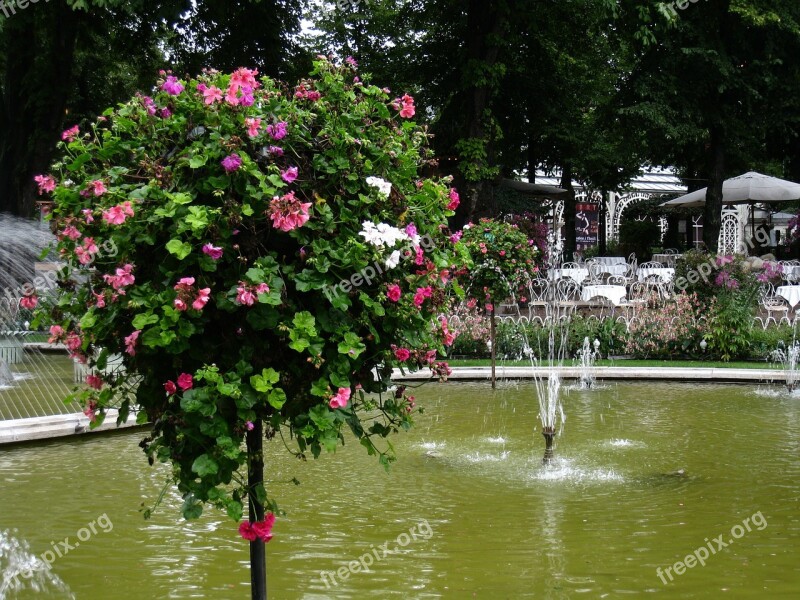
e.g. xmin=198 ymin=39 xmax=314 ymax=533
xmin=169 ymin=192 xmax=194 ymax=205
xmin=191 ymin=454 xmax=219 ymax=477
xmin=293 ymin=312 xmax=316 ymax=333
xmin=267 ymin=388 xmax=287 ymax=410
xmin=338 ymin=332 xmax=366 ymax=358
xmin=189 ymin=155 xmax=207 ymax=169
xmin=132 ymin=313 xmax=160 ymax=330
xmin=166 ymin=239 xmax=193 ymax=260
xmin=79 ymin=311 xmax=97 ymax=330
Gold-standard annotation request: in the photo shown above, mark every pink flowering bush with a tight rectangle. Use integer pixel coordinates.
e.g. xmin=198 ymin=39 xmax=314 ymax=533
xmin=625 ymin=292 xmax=709 ymax=358
xmin=34 ymin=58 xmax=459 ymax=527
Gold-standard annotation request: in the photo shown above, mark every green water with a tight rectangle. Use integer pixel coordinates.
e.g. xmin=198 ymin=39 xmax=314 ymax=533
xmin=1 ymin=381 xmax=799 ymax=599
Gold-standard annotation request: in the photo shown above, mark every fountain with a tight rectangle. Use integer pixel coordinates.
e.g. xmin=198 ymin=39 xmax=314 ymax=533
xmin=0 ymin=213 xmax=83 ymax=421
xmin=0 ymin=359 xmax=13 ymax=387
xmin=525 ymin=272 xmax=575 ymax=465
xmin=575 ymin=336 xmax=599 ymax=390
xmin=771 ymin=339 xmax=800 ymax=392
xmin=0 ymin=530 xmax=74 ymax=598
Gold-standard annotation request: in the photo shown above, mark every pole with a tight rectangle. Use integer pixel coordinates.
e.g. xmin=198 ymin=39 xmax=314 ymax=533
xmin=490 ymin=308 xmax=496 ymax=389
xmin=247 ymin=420 xmax=267 ymax=600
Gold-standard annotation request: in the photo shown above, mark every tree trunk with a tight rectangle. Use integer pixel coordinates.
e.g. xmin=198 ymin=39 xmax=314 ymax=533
xmin=247 ymin=421 xmax=267 ymax=600
xmin=560 ymin=165 xmax=576 ymax=262
xmin=0 ymin=2 xmax=80 ymax=216
xmin=598 ymin=191 xmax=607 ymax=255
xmin=703 ymin=126 xmax=725 ymax=252
xmin=452 ymin=0 xmax=511 ymax=226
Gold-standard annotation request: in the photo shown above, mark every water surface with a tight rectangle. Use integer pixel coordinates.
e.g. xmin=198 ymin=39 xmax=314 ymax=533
xmin=1 ymin=381 xmax=799 ymax=598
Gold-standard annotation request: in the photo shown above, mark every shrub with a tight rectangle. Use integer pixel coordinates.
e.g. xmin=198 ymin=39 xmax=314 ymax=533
xmin=33 ymin=58 xmax=459 ymax=529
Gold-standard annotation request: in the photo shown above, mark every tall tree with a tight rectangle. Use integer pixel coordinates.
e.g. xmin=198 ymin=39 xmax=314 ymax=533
xmin=614 ymin=0 xmax=800 ymax=250
xmin=0 ymin=0 xmax=309 ymax=217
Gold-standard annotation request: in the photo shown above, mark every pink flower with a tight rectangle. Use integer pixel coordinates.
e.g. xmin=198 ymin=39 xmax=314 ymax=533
xmin=164 ymin=380 xmax=177 ymax=395
xmin=221 ymin=153 xmax=242 ymax=173
xmin=65 ymin=333 xmax=82 ymax=352
xmin=48 ymin=325 xmax=65 ymax=343
xmin=82 ymin=208 xmax=94 ymax=223
xmin=254 ymin=283 xmax=270 ymax=295
xmin=124 ymin=330 xmax=141 ymax=356
xmin=177 ymin=373 xmax=193 ymax=391
xmin=387 ymin=284 xmax=401 ymax=302
xmin=102 ymin=201 xmax=135 ymax=225
xmin=174 ymin=298 xmax=188 ymax=311
xmin=61 ymin=125 xmax=79 ymax=142
xmin=86 ymin=375 xmax=103 ymax=390
xmin=19 ymin=295 xmax=38 ymax=310
xmin=413 ymin=286 xmax=432 ymax=307
xmin=245 ymin=421 xmax=255 ymax=431
xmin=60 ymin=225 xmax=82 ymax=241
xmin=159 ymin=107 xmax=172 ymax=119
xmin=192 ymin=288 xmax=211 ymax=310
xmin=398 ymin=94 xmax=415 ymax=118
xmin=88 ymin=180 xmax=107 ymax=196
xmin=280 ymin=166 xmax=298 ymax=183
xmin=231 ymin=67 xmax=259 ymax=90
xmin=34 ymin=174 xmax=56 ymax=194
xmin=141 ymin=95 xmax=157 ymax=116
xmin=447 ymin=188 xmax=460 ymax=210
xmin=83 ymin=400 xmax=98 ymax=423
xmin=266 ymin=121 xmax=288 ymax=140
xmin=268 ymin=146 xmax=284 ymax=157
xmin=394 ymin=348 xmax=411 ymax=362
xmin=203 ymin=85 xmax=223 ymax=105
xmin=176 ymin=277 xmax=195 ymax=287
xmin=269 ymin=191 xmax=312 ymax=232
xmin=76 ymin=237 xmax=99 ymax=265
xmin=236 ymin=284 xmax=257 ymax=306
xmin=162 ymin=75 xmax=184 ymax=96
xmin=450 ymin=231 xmax=463 ymax=244
xmin=103 ymin=264 xmax=135 ymax=291
xmin=245 ymin=117 xmax=262 ymax=138
xmin=239 ymin=513 xmax=275 ymax=543
xmin=93 ymin=292 xmax=106 ymax=308
xmin=329 ymin=387 xmax=351 ymax=410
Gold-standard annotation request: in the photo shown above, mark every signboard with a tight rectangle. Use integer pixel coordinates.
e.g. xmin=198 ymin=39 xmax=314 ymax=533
xmin=575 ymin=202 xmax=598 ymax=250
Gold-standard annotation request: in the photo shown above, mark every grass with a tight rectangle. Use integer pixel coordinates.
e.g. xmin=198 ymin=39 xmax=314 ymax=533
xmin=447 ymin=358 xmax=779 ymax=369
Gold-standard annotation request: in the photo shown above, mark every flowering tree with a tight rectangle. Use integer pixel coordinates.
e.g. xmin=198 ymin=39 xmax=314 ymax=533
xmin=456 ymin=218 xmax=540 ymax=385
xmin=33 ymin=57 xmax=458 ymax=597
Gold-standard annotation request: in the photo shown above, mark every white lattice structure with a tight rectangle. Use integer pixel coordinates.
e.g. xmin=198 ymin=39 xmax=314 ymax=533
xmin=529 ymin=168 xmax=747 ymax=253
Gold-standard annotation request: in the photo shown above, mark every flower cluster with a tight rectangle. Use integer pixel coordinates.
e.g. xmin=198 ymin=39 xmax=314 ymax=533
xmin=456 ymin=218 xmax=541 ymax=312
xmin=34 ymin=58 xmax=458 ymax=532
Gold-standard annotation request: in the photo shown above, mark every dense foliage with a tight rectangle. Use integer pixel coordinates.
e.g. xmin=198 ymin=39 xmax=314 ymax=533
xmin=34 ymin=58 xmax=459 ymax=526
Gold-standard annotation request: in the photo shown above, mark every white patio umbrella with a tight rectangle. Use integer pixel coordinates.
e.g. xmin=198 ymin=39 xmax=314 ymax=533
xmin=660 ymin=171 xmax=800 ymax=208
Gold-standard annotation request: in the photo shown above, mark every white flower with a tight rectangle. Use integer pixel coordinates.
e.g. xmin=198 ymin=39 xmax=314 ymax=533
xmin=366 ymin=176 xmax=392 ymax=199
xmin=359 ymin=221 xmax=409 ymax=248
xmin=385 ymin=250 xmax=402 ymax=269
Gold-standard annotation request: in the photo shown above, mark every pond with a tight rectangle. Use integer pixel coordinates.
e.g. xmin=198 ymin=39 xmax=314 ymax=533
xmin=1 ymin=381 xmax=799 ymax=598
